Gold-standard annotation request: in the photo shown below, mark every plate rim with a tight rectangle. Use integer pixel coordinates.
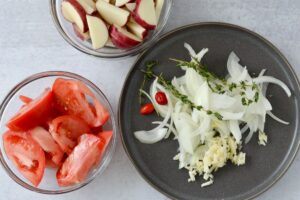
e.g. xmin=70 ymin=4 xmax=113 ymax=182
xmin=118 ymin=22 xmax=300 ymax=200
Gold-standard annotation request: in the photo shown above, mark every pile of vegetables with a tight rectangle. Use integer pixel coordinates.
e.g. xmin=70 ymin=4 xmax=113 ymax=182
xmin=135 ymin=44 xmax=291 ymax=187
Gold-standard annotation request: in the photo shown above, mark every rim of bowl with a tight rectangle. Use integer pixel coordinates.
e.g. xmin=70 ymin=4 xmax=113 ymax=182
xmin=49 ymin=0 xmax=173 ymax=59
xmin=0 ymin=71 xmax=117 ymax=194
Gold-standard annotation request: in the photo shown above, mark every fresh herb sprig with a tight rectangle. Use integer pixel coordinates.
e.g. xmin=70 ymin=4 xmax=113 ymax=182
xmin=170 ymin=58 xmax=260 ymax=105
xmin=140 ymin=61 xmax=223 ymax=120
xmin=139 ymin=61 xmax=158 ymax=104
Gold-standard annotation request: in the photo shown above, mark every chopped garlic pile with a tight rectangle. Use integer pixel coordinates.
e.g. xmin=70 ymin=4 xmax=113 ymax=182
xmin=134 ymin=44 xmax=290 ymax=187
xmin=174 ymin=136 xmax=246 ymax=187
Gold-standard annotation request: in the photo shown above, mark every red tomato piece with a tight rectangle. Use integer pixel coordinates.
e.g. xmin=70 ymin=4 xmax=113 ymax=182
xmin=49 ymin=115 xmax=91 ymax=154
xmin=155 ymin=91 xmax=168 ymax=105
xmin=7 ymin=89 xmax=54 ymax=131
xmin=90 ymin=126 xmax=103 ymax=134
xmin=19 ymin=95 xmax=33 ymax=104
xmin=3 ymin=130 xmax=45 ymax=186
xmin=52 ymin=78 xmax=109 ymax=127
xmin=56 ymin=134 xmax=105 ymax=187
xmin=140 ymin=103 xmax=154 ymax=115
xmin=29 ymin=126 xmax=64 ymax=166
xmin=94 ymin=130 xmax=113 ymax=165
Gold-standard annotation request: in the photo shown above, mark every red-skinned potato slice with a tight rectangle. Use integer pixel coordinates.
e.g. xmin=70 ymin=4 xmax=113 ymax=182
xmin=3 ymin=130 xmax=45 ymax=187
xmin=7 ymin=89 xmax=54 ymax=131
xmin=132 ymin=0 xmax=157 ymax=30
xmin=30 ymin=126 xmax=64 ymax=166
xmin=49 ymin=115 xmax=91 ymax=154
xmin=86 ymin=15 xmax=109 ymax=49
xmin=76 ymin=0 xmax=96 ymax=14
xmin=57 ymin=134 xmax=105 ymax=187
xmin=127 ymin=19 xmax=148 ymax=39
xmin=155 ymin=0 xmax=164 ymax=20
xmin=52 ymin=78 xmax=109 ymax=127
xmin=73 ymin=24 xmax=90 ymax=41
xmin=109 ymin=24 xmax=142 ymax=49
xmin=115 ymin=0 xmax=134 ymax=7
xmin=125 ymin=2 xmax=136 ymax=11
xmin=61 ymin=0 xmax=89 ymax=32
xmin=96 ymin=0 xmax=130 ymax=27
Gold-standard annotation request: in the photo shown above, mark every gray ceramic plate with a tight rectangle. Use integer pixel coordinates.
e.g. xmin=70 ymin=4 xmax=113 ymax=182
xmin=118 ymin=22 xmax=300 ymax=200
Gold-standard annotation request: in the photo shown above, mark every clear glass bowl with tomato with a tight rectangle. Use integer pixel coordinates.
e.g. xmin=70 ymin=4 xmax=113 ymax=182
xmin=0 ymin=71 xmax=117 ymax=194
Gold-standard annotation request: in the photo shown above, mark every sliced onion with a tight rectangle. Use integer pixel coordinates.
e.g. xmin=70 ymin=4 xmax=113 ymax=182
xmin=134 ymin=128 xmax=168 ymax=144
xmin=194 ymin=81 xmax=210 ymax=109
xmin=238 ymin=67 xmax=250 ymax=82
xmin=262 ymin=83 xmax=269 ymax=96
xmin=245 ymin=129 xmax=254 ymax=144
xmin=240 ymin=124 xmax=249 ymax=134
xmin=139 ymin=89 xmax=156 ymax=107
xmin=267 ymin=111 xmax=289 ymax=125
xmin=218 ymin=111 xmax=244 ymax=120
xmin=152 ymin=121 xmax=178 ymax=137
xmin=134 ymin=87 xmax=173 ymax=144
xmin=150 ymin=78 xmax=168 ymax=117
xmin=229 ymin=120 xmax=241 ymax=143
xmin=184 ymin=43 xmax=196 ymax=58
xmin=195 ymin=48 xmax=209 ymax=63
xmin=227 ymin=52 xmax=243 ymax=81
xmin=210 ymin=93 xmax=236 ymax=110
xmin=258 ymin=69 xmax=267 ymax=77
xmin=253 ymin=76 xmax=291 ymax=97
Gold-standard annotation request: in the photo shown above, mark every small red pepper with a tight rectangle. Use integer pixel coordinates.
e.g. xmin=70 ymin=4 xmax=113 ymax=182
xmin=155 ymin=91 xmax=168 ymax=105
xmin=140 ymin=103 xmax=154 ymax=115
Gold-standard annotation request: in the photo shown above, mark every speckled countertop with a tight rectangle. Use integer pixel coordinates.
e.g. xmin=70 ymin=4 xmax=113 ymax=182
xmin=0 ymin=0 xmax=299 ymax=199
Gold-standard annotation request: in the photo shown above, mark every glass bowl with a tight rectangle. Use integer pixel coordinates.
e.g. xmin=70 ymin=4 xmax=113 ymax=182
xmin=49 ymin=0 xmax=173 ymax=58
xmin=0 ymin=71 xmax=117 ymax=194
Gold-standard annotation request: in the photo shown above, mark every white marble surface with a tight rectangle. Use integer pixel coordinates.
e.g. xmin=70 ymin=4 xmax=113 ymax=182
xmin=0 ymin=0 xmax=300 ymax=199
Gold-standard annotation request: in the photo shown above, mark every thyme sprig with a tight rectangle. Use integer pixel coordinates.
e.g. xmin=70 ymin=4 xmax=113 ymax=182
xmin=139 ymin=60 xmax=158 ymax=104
xmin=170 ymin=58 xmax=260 ymax=105
xmin=140 ymin=62 xmax=223 ymax=120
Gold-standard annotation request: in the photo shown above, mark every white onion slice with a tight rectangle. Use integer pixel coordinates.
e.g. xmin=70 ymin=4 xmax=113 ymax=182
xmin=134 ymin=85 xmax=173 ymax=144
xmin=184 ymin=43 xmax=196 ymax=58
xmin=245 ymin=129 xmax=254 ymax=144
xmin=134 ymin=128 xmax=168 ymax=144
xmin=152 ymin=121 xmax=178 ymax=137
xmin=218 ymin=111 xmax=244 ymax=120
xmin=240 ymin=124 xmax=249 ymax=134
xmin=267 ymin=111 xmax=290 ymax=125
xmin=195 ymin=48 xmax=209 ymax=63
xmin=227 ymin=52 xmax=243 ymax=80
xmin=253 ymin=76 xmax=291 ymax=97
xmin=229 ymin=120 xmax=241 ymax=143
xmin=258 ymin=69 xmax=267 ymax=77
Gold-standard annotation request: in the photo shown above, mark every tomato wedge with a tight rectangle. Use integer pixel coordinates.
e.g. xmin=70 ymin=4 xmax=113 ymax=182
xmin=52 ymin=78 xmax=109 ymax=127
xmin=95 ymin=130 xmax=113 ymax=165
xmin=7 ymin=89 xmax=54 ymax=131
xmin=57 ymin=134 xmax=105 ymax=187
xmin=3 ymin=130 xmax=45 ymax=186
xmin=49 ymin=115 xmax=91 ymax=154
xmin=29 ymin=126 xmax=64 ymax=166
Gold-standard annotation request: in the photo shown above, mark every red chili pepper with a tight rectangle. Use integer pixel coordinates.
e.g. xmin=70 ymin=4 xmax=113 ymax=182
xmin=140 ymin=103 xmax=154 ymax=115
xmin=155 ymin=91 xmax=168 ymax=105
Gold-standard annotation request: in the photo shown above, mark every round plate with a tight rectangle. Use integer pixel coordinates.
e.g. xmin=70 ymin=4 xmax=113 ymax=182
xmin=118 ymin=22 xmax=300 ymax=200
